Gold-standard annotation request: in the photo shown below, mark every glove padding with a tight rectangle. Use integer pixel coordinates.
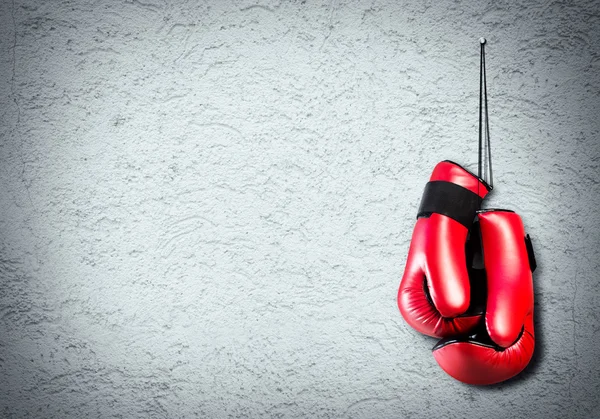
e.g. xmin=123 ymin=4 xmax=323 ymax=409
xmin=432 ymin=209 xmax=536 ymax=385
xmin=398 ymin=160 xmax=490 ymax=338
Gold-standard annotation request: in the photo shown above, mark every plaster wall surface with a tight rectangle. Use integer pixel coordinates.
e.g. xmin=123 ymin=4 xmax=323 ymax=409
xmin=1 ymin=0 xmax=599 ymax=418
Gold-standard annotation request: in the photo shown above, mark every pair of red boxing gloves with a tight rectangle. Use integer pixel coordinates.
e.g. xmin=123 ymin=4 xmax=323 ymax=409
xmin=397 ymin=160 xmax=537 ymax=385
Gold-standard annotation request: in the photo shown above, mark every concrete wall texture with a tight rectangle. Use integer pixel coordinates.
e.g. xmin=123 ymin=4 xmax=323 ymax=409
xmin=1 ymin=0 xmax=599 ymax=417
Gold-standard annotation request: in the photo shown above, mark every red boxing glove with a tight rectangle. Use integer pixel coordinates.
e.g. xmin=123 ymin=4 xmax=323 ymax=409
xmin=398 ymin=160 xmax=491 ymax=338
xmin=432 ymin=209 xmax=536 ymax=385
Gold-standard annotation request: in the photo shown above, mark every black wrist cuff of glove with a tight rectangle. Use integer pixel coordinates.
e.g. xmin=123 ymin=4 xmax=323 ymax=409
xmin=417 ymin=181 xmax=483 ymax=228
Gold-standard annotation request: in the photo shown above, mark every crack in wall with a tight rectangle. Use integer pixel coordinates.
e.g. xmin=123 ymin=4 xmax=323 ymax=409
xmin=10 ymin=0 xmax=34 ymax=210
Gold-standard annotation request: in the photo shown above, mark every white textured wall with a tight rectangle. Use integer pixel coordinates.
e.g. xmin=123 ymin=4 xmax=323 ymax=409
xmin=1 ymin=0 xmax=599 ymax=418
